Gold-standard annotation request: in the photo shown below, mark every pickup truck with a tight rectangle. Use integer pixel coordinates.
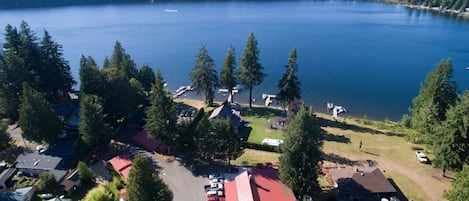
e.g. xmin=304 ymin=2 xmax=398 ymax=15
xmin=416 ymin=151 xmax=429 ymax=164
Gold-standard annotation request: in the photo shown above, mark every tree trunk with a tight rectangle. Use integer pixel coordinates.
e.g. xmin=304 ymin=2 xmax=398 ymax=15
xmin=442 ymin=168 xmax=446 ymax=177
xmin=249 ymin=88 xmax=252 ymax=108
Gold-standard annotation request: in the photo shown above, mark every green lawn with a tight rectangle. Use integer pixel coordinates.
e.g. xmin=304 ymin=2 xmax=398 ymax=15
xmin=243 ymin=116 xmax=284 ymax=144
xmin=231 ymin=148 xmax=280 ymax=166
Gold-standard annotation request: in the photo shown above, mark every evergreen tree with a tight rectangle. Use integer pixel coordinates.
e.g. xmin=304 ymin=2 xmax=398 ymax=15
xmin=220 ymin=46 xmax=237 ymax=103
xmin=195 ymin=113 xmax=215 ymax=160
xmin=444 ymin=163 xmax=469 ymax=201
xmin=410 ymin=58 xmax=457 ymax=144
xmin=138 ymin=64 xmax=156 ymax=92
xmin=82 ymin=186 xmax=113 ymax=201
xmin=79 ymin=94 xmax=111 ymax=147
xmin=0 ymin=121 xmax=13 ymax=151
xmin=239 ymin=32 xmax=266 ymax=108
xmin=177 ymin=108 xmax=205 ymax=159
xmin=79 ymin=55 xmax=102 ymax=95
xmin=110 ymin=41 xmax=138 ymax=80
xmin=195 ymin=117 xmax=243 ymax=163
xmin=37 ymin=172 xmax=57 ymax=192
xmin=279 ymin=106 xmax=323 ymax=200
xmin=0 ymin=24 xmax=28 ymax=120
xmin=102 ymin=56 xmax=111 ymax=68
xmin=77 ymin=161 xmax=94 ymax=185
xmin=126 ymin=154 xmax=173 ymax=201
xmin=216 ymin=119 xmax=243 ymax=164
xmin=433 ymin=91 xmax=469 ymax=174
xmin=18 ymin=83 xmax=62 ymax=143
xmin=277 ymin=48 xmax=301 ymax=107
xmin=145 ymin=69 xmax=177 ymax=144
xmin=38 ymin=30 xmax=75 ymax=101
xmin=190 ymin=45 xmax=219 ymax=106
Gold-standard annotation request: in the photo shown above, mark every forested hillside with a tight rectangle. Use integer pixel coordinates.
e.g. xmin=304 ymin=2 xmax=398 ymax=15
xmin=0 ymin=0 xmax=149 ymax=9
xmin=406 ymin=0 xmax=468 ymax=11
xmin=0 ymin=0 xmax=468 ymax=11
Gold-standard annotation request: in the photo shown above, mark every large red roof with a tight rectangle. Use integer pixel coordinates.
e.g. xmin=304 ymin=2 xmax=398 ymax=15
xmin=225 ymin=168 xmax=296 ymax=201
xmin=109 ymin=155 xmax=132 ymax=172
xmin=251 ymin=168 xmax=296 ymax=201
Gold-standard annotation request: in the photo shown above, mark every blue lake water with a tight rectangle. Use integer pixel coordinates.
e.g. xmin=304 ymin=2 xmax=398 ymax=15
xmin=1 ymin=1 xmax=469 ymax=120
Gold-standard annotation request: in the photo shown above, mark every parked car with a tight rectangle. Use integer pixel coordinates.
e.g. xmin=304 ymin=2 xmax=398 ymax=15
xmin=204 ymin=183 xmax=223 ymax=191
xmin=208 ymin=174 xmax=224 ymax=180
xmin=416 ymin=151 xmax=429 ymax=164
xmin=209 ymin=178 xmax=224 ymax=185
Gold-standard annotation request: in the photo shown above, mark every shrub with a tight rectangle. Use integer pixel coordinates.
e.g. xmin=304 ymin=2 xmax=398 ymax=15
xmin=37 ymin=172 xmax=57 ymax=192
xmin=242 ymin=141 xmax=282 ymax=153
xmin=77 ymin=161 xmax=94 ymax=185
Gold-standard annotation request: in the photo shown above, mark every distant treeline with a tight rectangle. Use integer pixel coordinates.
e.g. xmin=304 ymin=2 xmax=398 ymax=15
xmin=0 ymin=0 xmax=467 ymax=13
xmin=404 ymin=0 xmax=469 ymax=11
xmin=0 ymin=0 xmax=150 ymax=9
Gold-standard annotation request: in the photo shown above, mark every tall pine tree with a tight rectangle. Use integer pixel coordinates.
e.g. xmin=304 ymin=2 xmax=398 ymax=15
xmin=18 ymin=83 xmax=62 ymax=143
xmin=277 ymin=48 xmax=301 ymax=107
xmin=410 ymin=58 xmax=457 ymax=144
xmin=126 ymin=154 xmax=173 ymax=201
xmin=190 ymin=45 xmax=219 ymax=106
xmin=239 ymin=32 xmax=266 ymax=108
xmin=79 ymin=94 xmax=111 ymax=147
xmin=433 ymin=91 xmax=469 ymax=174
xmin=145 ymin=69 xmax=177 ymax=144
xmin=279 ymin=105 xmax=323 ymax=200
xmin=220 ymin=46 xmax=237 ymax=103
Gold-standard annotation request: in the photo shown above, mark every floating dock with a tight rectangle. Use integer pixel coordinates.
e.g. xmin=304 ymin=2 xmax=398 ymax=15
xmin=173 ymin=86 xmax=193 ymax=98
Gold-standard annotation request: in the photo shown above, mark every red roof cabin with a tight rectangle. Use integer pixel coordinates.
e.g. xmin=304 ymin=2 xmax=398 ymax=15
xmin=109 ymin=155 xmax=132 ymax=182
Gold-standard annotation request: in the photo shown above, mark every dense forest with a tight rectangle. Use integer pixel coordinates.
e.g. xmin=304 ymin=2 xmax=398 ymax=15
xmin=405 ymin=0 xmax=469 ymax=11
xmin=0 ymin=0 xmax=149 ymax=9
xmin=1 ymin=0 xmax=467 ymax=11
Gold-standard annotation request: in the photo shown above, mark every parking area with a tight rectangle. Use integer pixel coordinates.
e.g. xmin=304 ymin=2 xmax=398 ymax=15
xmin=157 ymin=158 xmax=208 ymax=201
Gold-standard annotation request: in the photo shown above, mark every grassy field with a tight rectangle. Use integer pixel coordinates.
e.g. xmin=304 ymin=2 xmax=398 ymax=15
xmin=231 ymin=148 xmax=280 ymax=166
xmin=242 ymin=116 xmax=284 ymax=143
xmin=179 ymin=99 xmax=454 ymax=201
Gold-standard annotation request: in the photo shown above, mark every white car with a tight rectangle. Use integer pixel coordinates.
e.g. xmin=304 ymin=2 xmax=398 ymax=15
xmin=208 ymin=174 xmax=224 ymax=180
xmin=209 ymin=178 xmax=224 ymax=184
xmin=416 ymin=151 xmax=429 ymax=164
xmin=209 ymin=183 xmax=223 ymax=190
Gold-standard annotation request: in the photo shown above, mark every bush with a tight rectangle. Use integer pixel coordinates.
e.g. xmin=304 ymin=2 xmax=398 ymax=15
xmin=37 ymin=172 xmax=57 ymax=192
xmin=242 ymin=141 xmax=282 ymax=153
xmin=77 ymin=161 xmax=94 ymax=185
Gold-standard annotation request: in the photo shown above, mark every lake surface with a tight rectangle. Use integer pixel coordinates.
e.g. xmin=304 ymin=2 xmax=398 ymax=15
xmin=1 ymin=0 xmax=469 ymax=120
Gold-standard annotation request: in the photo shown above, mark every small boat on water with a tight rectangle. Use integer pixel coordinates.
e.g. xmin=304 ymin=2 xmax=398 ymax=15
xmin=164 ymin=9 xmax=178 ymax=13
xmin=466 ymin=66 xmax=469 ymax=70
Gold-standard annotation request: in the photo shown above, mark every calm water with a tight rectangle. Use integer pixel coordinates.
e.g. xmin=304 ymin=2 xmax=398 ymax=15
xmin=1 ymin=1 xmax=469 ymax=120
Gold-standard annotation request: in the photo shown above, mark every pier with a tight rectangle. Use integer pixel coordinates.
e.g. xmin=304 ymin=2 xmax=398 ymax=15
xmin=173 ymin=86 xmax=193 ymax=98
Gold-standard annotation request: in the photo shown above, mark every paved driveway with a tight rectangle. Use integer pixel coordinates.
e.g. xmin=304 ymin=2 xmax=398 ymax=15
xmin=131 ymin=147 xmax=207 ymax=201
xmin=157 ymin=159 xmax=207 ymax=201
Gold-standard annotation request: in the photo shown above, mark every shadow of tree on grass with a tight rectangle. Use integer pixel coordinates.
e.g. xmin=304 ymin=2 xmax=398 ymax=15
xmin=323 ymin=133 xmax=351 ymax=144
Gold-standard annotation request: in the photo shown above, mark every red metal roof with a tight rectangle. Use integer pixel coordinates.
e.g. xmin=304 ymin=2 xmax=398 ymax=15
xmin=109 ymin=155 xmax=132 ymax=172
xmin=224 ymin=168 xmax=295 ymax=201
xmin=224 ymin=180 xmax=238 ymax=201
xmin=120 ymin=166 xmax=132 ymax=182
xmin=133 ymin=130 xmax=166 ymax=151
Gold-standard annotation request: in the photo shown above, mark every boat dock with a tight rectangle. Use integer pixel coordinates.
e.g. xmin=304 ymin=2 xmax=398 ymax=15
xmin=173 ymin=86 xmax=193 ymax=98
xmin=262 ymin=94 xmax=277 ymax=106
